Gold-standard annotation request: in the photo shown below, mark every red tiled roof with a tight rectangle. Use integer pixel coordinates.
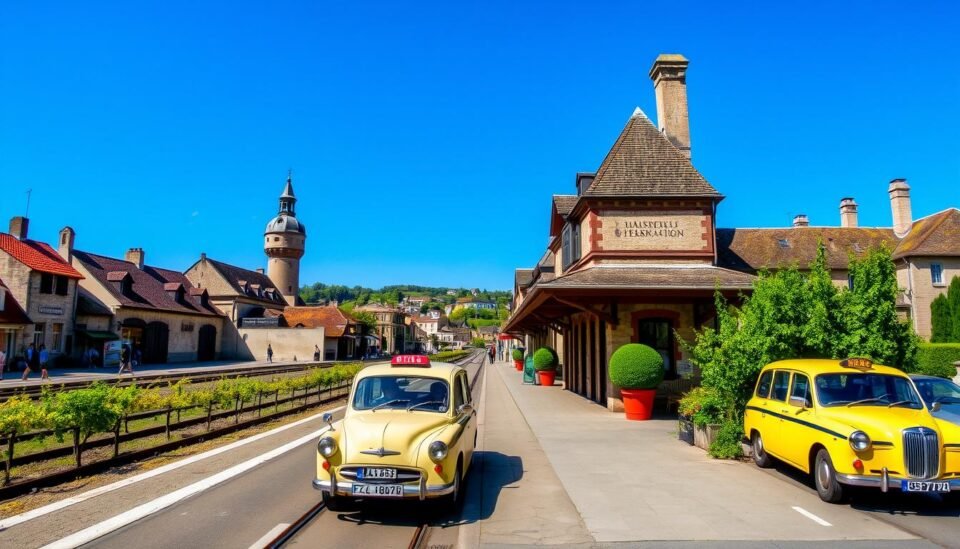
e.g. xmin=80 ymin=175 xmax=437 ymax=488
xmin=0 ymin=233 xmax=83 ymax=278
xmin=73 ymin=250 xmax=221 ymax=317
xmin=893 ymin=208 xmax=960 ymax=259
xmin=0 ymin=275 xmax=31 ymax=325
xmin=283 ymin=306 xmax=356 ymax=337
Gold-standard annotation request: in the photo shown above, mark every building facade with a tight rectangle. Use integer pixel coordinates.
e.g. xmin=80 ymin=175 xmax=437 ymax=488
xmin=356 ymin=303 xmax=408 ymax=354
xmin=505 ymin=53 xmax=959 ymax=412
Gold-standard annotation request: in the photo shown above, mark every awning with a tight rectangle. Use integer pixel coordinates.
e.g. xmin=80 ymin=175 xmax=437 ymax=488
xmin=77 ymin=330 xmax=120 ymax=340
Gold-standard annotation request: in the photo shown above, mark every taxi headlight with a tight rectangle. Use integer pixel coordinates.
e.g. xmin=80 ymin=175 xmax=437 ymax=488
xmin=849 ymin=430 xmax=871 ymax=452
xmin=428 ymin=441 xmax=448 ymax=463
xmin=318 ymin=436 xmax=338 ymax=458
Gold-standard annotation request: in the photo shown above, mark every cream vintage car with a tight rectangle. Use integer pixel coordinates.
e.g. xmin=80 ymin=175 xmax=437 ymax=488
xmin=312 ymin=355 xmax=477 ymax=508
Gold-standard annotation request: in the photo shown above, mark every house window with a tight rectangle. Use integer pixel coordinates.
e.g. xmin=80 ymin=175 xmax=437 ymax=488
xmin=931 ymin=264 xmax=944 ymax=285
xmin=636 ymin=318 xmax=676 ymax=379
xmin=561 ymin=222 xmax=581 ymax=270
xmin=55 ymin=275 xmax=69 ymax=296
xmin=51 ymin=323 xmax=64 ymax=352
xmin=34 ymin=323 xmax=45 ymax=347
xmin=39 ymin=273 xmax=54 ymax=294
xmin=847 ymin=274 xmax=854 ymax=290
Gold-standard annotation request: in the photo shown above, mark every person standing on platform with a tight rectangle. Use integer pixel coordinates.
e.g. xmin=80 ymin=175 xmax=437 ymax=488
xmin=23 ymin=343 xmax=39 ymax=381
xmin=267 ymin=343 xmax=274 ymax=363
xmin=39 ymin=344 xmax=49 ymax=380
xmin=313 ymin=344 xmax=321 ymax=362
xmin=0 ymin=348 xmax=6 ymax=379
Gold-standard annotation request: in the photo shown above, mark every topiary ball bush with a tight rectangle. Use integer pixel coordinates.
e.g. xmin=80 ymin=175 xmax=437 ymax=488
xmin=608 ymin=343 xmax=664 ymax=390
xmin=533 ymin=347 xmax=558 ymax=372
xmin=511 ymin=349 xmax=524 ymax=361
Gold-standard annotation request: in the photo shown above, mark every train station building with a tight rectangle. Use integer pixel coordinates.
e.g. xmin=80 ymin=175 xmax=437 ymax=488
xmin=504 ymin=53 xmax=960 ymax=412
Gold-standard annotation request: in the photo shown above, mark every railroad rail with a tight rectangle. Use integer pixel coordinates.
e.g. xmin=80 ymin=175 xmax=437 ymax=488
xmin=264 ymin=351 xmax=485 ymax=549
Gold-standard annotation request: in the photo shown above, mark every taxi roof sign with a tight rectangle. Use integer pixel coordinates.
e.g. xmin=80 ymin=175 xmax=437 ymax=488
xmin=840 ymin=357 xmax=874 ymax=371
xmin=391 ymin=355 xmax=431 ymax=367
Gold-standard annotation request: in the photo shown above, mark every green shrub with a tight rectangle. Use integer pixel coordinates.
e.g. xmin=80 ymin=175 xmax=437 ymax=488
xmin=533 ymin=348 xmax=557 ymax=372
xmin=678 ymin=387 xmax=725 ymax=427
xmin=915 ymin=343 xmax=960 ymax=379
xmin=511 ymin=349 xmax=524 ymax=361
xmin=608 ymin=344 xmax=664 ymax=390
xmin=708 ymin=419 xmax=744 ymax=459
xmin=429 ymin=350 xmax=471 ymax=363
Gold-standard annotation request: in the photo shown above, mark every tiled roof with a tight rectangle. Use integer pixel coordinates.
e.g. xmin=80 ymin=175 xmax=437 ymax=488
xmin=0 ymin=233 xmax=83 ymax=278
xmin=203 ymin=258 xmax=288 ymax=306
xmin=478 ymin=325 xmax=500 ymax=334
xmin=515 ymin=269 xmax=534 ymax=288
xmin=584 ymin=109 xmax=722 ymax=199
xmin=73 ymin=250 xmax=221 ymax=317
xmin=76 ymin=287 xmax=113 ymax=317
xmin=283 ymin=306 xmax=355 ymax=337
xmin=541 ymin=265 xmax=756 ymax=290
xmin=357 ymin=303 xmax=397 ymax=313
xmin=553 ymin=195 xmax=578 ymax=217
xmin=893 ymin=208 xmax=960 ymax=259
xmin=716 ymin=227 xmax=897 ymax=272
xmin=0 ymin=276 xmax=31 ymax=325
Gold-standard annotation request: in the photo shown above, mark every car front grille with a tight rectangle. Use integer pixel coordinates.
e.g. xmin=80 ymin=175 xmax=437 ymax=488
xmin=339 ymin=466 xmax=421 ymax=484
xmin=902 ymin=427 xmax=939 ymax=479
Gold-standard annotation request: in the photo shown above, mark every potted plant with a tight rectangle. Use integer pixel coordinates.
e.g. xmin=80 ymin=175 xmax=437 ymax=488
xmin=511 ymin=348 xmax=524 ymax=371
xmin=533 ymin=347 xmax=558 ymax=386
xmin=677 ymin=386 xmax=723 ymax=448
xmin=608 ymin=343 xmax=664 ymax=421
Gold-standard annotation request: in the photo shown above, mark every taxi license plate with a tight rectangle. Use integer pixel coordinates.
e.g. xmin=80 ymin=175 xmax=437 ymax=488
xmin=359 ymin=467 xmax=397 ymax=480
xmin=901 ymin=480 xmax=950 ymax=493
xmin=352 ymin=484 xmax=403 ymax=497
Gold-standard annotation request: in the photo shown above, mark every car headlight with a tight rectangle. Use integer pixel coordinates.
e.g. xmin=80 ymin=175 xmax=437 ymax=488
xmin=318 ymin=436 xmax=338 ymax=458
xmin=849 ymin=430 xmax=871 ymax=452
xmin=428 ymin=441 xmax=448 ymax=463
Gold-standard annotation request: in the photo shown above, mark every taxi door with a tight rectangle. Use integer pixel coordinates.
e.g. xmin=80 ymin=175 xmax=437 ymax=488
xmin=777 ymin=371 xmax=815 ymax=469
xmin=454 ymin=371 xmax=477 ymax=466
xmin=762 ymin=370 xmax=792 ymax=459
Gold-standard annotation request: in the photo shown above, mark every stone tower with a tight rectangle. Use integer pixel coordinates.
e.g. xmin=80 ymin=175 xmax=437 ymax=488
xmin=264 ymin=173 xmax=306 ymax=305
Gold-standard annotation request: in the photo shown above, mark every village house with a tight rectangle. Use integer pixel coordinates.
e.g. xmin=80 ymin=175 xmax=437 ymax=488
xmin=282 ymin=305 xmax=359 ymax=361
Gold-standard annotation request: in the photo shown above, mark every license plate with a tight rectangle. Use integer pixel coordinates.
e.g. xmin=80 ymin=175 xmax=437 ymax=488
xmin=352 ymin=483 xmax=403 ymax=497
xmin=901 ymin=480 xmax=950 ymax=493
xmin=359 ymin=467 xmax=396 ymax=480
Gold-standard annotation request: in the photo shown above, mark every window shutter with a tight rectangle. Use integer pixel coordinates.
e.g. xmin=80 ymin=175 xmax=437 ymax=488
xmin=40 ymin=273 xmax=53 ymax=294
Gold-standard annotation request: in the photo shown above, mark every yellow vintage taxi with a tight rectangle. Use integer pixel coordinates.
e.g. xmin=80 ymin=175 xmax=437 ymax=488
xmin=312 ymin=355 xmax=477 ymax=508
xmin=744 ymin=358 xmax=960 ymax=503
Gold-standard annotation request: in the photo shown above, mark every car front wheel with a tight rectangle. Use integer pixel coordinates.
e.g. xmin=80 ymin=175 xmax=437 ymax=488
xmin=752 ymin=432 xmax=773 ymax=468
xmin=322 ymin=491 xmax=343 ymax=511
xmin=814 ymin=448 xmax=845 ymax=503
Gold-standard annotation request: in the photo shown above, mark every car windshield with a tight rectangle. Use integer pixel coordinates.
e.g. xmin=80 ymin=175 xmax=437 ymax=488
xmin=815 ymin=373 xmax=923 ymax=409
xmin=913 ymin=377 xmax=960 ymax=406
xmin=352 ymin=376 xmax=449 ymax=413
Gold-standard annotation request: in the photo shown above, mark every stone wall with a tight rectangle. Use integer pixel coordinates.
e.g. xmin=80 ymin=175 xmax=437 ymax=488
xmin=237 ymin=326 xmax=325 ymax=362
xmin=902 ymin=257 xmax=960 ymax=340
xmin=115 ymin=309 xmax=223 ymax=362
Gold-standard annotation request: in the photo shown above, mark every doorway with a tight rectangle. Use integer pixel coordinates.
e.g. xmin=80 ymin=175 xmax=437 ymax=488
xmin=197 ymin=324 xmax=217 ymax=361
xmin=143 ymin=321 xmax=169 ymax=364
xmin=635 ymin=318 xmax=676 ymax=379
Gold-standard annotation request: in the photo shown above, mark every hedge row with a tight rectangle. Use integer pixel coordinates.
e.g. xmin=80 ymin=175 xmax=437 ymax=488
xmin=0 ymin=363 xmax=362 ymax=485
xmin=915 ymin=343 xmax=960 ymax=379
xmin=428 ymin=350 xmax=472 ymax=363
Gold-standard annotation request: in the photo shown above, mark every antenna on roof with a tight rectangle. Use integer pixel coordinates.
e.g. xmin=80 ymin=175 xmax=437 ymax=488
xmin=25 ymin=189 xmax=32 ymax=217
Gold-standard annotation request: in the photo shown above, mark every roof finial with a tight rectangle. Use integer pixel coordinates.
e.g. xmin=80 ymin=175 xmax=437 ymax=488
xmin=287 ymin=168 xmax=292 ymax=182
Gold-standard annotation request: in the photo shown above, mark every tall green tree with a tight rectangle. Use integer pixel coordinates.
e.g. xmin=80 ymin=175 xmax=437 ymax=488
xmin=931 ymin=294 xmax=953 ymax=343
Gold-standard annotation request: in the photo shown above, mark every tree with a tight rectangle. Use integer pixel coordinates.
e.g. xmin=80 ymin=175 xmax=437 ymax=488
xmin=931 ymin=294 xmax=953 ymax=343
xmin=0 ymin=396 xmax=46 ymax=485
xmin=48 ymin=383 xmax=119 ymax=468
xmin=106 ymin=385 xmax=144 ymax=457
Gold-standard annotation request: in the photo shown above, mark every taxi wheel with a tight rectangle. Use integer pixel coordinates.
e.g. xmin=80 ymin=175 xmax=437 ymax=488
xmin=814 ymin=449 xmax=845 ymax=503
xmin=322 ymin=491 xmax=343 ymax=511
xmin=752 ymin=432 xmax=773 ymax=468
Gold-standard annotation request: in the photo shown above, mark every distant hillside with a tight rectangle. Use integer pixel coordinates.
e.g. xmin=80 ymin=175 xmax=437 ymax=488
xmin=299 ymin=282 xmax=511 ymax=309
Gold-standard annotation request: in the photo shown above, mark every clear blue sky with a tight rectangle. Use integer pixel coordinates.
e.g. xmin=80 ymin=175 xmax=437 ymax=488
xmin=2 ymin=1 xmax=957 ymax=291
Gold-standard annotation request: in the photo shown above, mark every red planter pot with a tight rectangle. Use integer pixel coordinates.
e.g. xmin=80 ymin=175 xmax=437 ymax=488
xmin=620 ymin=388 xmax=656 ymax=421
xmin=514 ymin=360 xmax=523 ymax=371
xmin=537 ymin=370 xmax=556 ymax=386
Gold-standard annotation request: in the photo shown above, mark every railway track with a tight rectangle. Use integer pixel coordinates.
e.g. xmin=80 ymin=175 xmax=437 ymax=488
xmin=264 ymin=351 xmax=485 ymax=549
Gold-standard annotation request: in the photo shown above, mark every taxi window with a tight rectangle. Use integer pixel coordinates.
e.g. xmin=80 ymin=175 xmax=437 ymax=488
xmin=790 ymin=373 xmax=812 ymax=406
xmin=353 ymin=376 xmax=449 ymax=413
xmin=771 ymin=371 xmax=790 ymax=402
xmin=461 ymin=372 xmax=472 ymax=404
xmin=454 ymin=375 xmax=465 ymax=411
xmin=755 ymin=371 xmax=773 ymax=398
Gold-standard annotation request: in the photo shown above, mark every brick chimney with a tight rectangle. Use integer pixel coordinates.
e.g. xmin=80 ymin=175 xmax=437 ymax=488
xmin=8 ymin=217 xmax=29 ymax=240
xmin=125 ymin=247 xmax=145 ymax=270
xmin=58 ymin=226 xmax=75 ymax=262
xmin=649 ymin=54 xmax=691 ymax=159
xmin=839 ymin=198 xmax=858 ymax=228
xmin=256 ymin=268 xmax=265 ymax=274
xmin=889 ymin=179 xmax=912 ymax=237
xmin=793 ymin=214 xmax=810 ymax=227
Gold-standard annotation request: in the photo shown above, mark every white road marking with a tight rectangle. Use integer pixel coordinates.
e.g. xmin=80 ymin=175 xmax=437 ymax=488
xmin=0 ymin=405 xmax=344 ymax=531
xmin=248 ymin=523 xmax=290 ymax=549
xmin=41 ymin=428 xmax=328 ymax=549
xmin=792 ymin=506 xmax=832 ymax=526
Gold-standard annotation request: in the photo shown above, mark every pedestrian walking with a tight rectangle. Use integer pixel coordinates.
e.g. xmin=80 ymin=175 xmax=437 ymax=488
xmin=133 ymin=347 xmax=142 ymax=369
xmin=488 ymin=345 xmax=495 ymax=364
xmin=313 ymin=344 xmax=321 ymax=362
xmin=91 ymin=346 xmax=100 ymax=368
xmin=22 ymin=343 xmax=38 ymax=381
xmin=39 ymin=344 xmax=49 ymax=380
xmin=0 ymin=348 xmax=6 ymax=379
xmin=266 ymin=343 xmax=273 ymax=363
xmin=119 ymin=344 xmax=132 ymax=375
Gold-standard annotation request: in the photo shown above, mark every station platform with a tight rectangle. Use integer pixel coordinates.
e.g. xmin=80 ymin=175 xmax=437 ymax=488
xmin=461 ymin=358 xmax=923 ymax=547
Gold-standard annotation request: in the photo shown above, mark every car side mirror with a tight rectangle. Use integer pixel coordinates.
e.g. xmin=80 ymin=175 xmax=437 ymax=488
xmin=789 ymin=396 xmax=810 ymax=409
xmin=932 ymin=402 xmax=942 ymax=413
xmin=457 ymin=404 xmax=473 ymax=416
xmin=323 ymin=412 xmax=335 ymax=431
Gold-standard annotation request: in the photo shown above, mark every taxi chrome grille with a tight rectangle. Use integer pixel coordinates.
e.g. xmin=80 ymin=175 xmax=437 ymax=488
xmin=339 ymin=466 xmax=421 ymax=484
xmin=902 ymin=427 xmax=939 ymax=479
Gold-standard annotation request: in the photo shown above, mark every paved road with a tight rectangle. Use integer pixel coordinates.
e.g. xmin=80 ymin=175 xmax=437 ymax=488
xmin=83 ymin=354 xmax=484 ymax=549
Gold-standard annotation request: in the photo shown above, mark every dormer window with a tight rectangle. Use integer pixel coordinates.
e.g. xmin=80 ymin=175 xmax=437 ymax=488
xmin=777 ymin=239 xmax=790 ymax=249
xmin=164 ymin=282 xmax=185 ymax=303
xmin=561 ymin=222 xmax=581 ymax=269
xmin=107 ymin=271 xmax=133 ymax=296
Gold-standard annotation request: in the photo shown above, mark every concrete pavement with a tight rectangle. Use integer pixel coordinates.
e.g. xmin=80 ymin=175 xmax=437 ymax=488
xmin=488 ymin=358 xmax=926 ymax=545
